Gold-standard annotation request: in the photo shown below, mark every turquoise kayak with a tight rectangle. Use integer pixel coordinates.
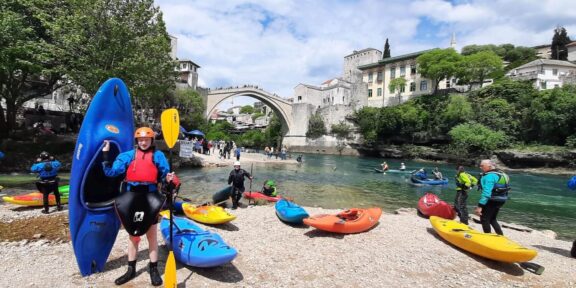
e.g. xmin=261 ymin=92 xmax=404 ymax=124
xmin=160 ymin=215 xmax=237 ymax=267
xmin=275 ymin=199 xmax=309 ymax=224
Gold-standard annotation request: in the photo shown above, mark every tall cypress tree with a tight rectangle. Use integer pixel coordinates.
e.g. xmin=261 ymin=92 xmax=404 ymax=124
xmin=551 ymin=26 xmax=571 ymax=60
xmin=383 ymin=38 xmax=391 ymax=59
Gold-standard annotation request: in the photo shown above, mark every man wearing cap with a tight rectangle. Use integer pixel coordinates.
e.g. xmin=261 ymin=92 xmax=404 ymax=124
xmin=227 ymin=161 xmax=253 ymax=209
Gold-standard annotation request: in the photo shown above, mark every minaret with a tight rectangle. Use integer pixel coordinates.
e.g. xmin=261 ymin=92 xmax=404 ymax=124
xmin=450 ymin=32 xmax=456 ymax=49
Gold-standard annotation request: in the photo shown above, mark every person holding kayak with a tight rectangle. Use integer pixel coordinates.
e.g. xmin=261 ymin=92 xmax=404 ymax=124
xmin=380 ymin=161 xmax=389 ymax=172
xmin=475 ymin=159 xmax=510 ymax=235
xmin=262 ymin=179 xmax=277 ymax=197
xmin=454 ymin=166 xmax=478 ymax=225
xmin=399 ymin=163 xmax=406 ymax=171
xmin=227 ymin=161 xmax=253 ymax=209
xmin=30 ymin=151 xmax=62 ymax=214
xmin=102 ymin=127 xmax=175 ymax=286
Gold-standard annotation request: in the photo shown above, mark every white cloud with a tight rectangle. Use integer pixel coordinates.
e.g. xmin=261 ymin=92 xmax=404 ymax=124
xmin=156 ymin=0 xmax=576 ymax=102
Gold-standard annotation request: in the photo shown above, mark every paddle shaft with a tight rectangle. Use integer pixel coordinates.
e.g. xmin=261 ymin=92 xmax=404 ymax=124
xmin=249 ymin=163 xmax=253 ymax=205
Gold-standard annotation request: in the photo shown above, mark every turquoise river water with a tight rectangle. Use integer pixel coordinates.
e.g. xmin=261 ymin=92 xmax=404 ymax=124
xmin=175 ymin=153 xmax=576 ymax=240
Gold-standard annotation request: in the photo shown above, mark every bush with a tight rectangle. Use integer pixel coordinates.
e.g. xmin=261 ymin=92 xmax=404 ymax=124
xmin=306 ymin=113 xmax=326 ymax=139
xmin=448 ymin=123 xmax=509 ymax=155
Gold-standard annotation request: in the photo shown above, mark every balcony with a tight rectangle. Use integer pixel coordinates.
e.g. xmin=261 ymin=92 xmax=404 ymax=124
xmin=507 ymin=71 xmax=539 ymax=81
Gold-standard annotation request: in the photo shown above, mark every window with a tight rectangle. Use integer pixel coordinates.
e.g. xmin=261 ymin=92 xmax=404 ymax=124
xmin=553 ymin=69 xmax=558 ymax=76
xmin=420 ymin=80 xmax=428 ymax=91
xmin=554 ymin=84 xmax=559 ymax=88
xmin=540 ymin=81 xmax=546 ymax=89
xmin=377 ymin=88 xmax=382 ymax=96
xmin=368 ymin=72 xmax=373 ymax=82
xmin=410 ymin=65 xmax=416 ymax=75
xmin=377 ymin=71 xmax=383 ymax=82
xmin=368 ymin=89 xmax=373 ymax=98
xmin=410 ymin=82 xmax=416 ymax=92
xmin=400 ymin=66 xmax=406 ymax=76
xmin=390 ymin=67 xmax=396 ymax=79
xmin=445 ymin=79 xmax=451 ymax=88
xmin=298 ymin=96 xmax=302 ymax=101
xmin=400 ymin=85 xmax=405 ymax=93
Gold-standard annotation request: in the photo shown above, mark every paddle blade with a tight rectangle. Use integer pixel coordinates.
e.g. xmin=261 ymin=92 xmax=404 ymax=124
xmin=164 ymin=252 xmax=177 ymax=287
xmin=161 ymin=108 xmax=180 ymax=149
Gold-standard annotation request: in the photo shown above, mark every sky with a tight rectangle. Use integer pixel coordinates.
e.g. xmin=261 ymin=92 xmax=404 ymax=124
xmin=155 ymin=0 xmax=576 ymax=109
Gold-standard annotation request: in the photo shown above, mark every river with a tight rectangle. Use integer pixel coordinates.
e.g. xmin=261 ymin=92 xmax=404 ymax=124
xmin=175 ymin=153 xmax=576 ymax=240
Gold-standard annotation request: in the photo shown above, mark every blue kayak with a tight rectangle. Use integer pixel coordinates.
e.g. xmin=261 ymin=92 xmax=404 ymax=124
xmin=410 ymin=176 xmax=449 ymax=185
xmin=160 ymin=215 xmax=238 ymax=267
xmin=69 ymin=78 xmax=134 ymax=276
xmin=275 ymin=199 xmax=309 ymax=224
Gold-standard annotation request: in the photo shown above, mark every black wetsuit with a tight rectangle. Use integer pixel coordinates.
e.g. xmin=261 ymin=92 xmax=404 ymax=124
xmin=228 ymin=169 xmax=251 ymax=208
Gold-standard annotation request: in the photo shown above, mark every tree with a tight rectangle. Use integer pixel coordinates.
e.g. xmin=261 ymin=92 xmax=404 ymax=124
xmin=0 ymin=0 xmax=66 ymax=138
xmin=459 ymin=50 xmax=502 ymax=90
xmin=240 ymin=105 xmax=254 ymax=114
xmin=460 ymin=43 xmax=536 ymax=72
xmin=264 ymin=114 xmax=283 ymax=148
xmin=55 ymin=0 xmax=176 ymax=115
xmin=388 ymin=77 xmax=407 ymax=104
xmin=416 ymin=48 xmax=462 ymax=94
xmin=306 ymin=112 xmax=326 ymax=139
xmin=448 ymin=123 xmax=509 ymax=155
xmin=551 ymin=26 xmax=571 ymax=61
xmin=383 ymin=38 xmax=391 ymax=59
xmin=173 ymin=88 xmax=206 ymax=130
xmin=441 ymin=94 xmax=472 ymax=128
xmin=330 ymin=121 xmax=352 ymax=140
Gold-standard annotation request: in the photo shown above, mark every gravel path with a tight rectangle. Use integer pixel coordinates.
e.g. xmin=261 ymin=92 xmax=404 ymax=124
xmin=0 ymin=201 xmax=575 ymax=287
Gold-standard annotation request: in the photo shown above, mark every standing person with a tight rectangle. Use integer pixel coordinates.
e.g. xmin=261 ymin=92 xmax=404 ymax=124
xmin=235 ymin=146 xmax=241 ymax=161
xmin=474 ymin=159 xmax=510 ymax=235
xmin=280 ymin=146 xmax=287 ymax=160
xmin=227 ymin=161 xmax=253 ymax=210
xmin=30 ymin=151 xmax=62 ymax=214
xmin=102 ymin=127 xmax=175 ymax=286
xmin=454 ymin=166 xmax=478 ymax=225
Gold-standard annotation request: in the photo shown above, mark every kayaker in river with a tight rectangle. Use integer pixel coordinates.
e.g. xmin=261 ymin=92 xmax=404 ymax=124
xmin=262 ymin=179 xmax=278 ymax=197
xmin=399 ymin=163 xmax=406 ymax=171
xmin=227 ymin=161 xmax=253 ymax=209
xmin=30 ymin=151 xmax=62 ymax=214
xmin=432 ymin=167 xmax=443 ymax=180
xmin=380 ymin=161 xmax=389 ymax=172
xmin=102 ymin=126 xmax=175 ymax=286
xmin=475 ymin=159 xmax=510 ymax=235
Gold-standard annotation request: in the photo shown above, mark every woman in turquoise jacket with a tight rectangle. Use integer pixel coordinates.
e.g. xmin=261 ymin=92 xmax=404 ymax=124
xmin=474 ymin=159 xmax=510 ymax=235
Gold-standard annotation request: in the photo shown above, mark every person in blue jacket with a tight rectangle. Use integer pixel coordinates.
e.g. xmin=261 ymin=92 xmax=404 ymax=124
xmin=102 ymin=127 xmax=174 ymax=286
xmin=474 ymin=159 xmax=510 ymax=235
xmin=30 ymin=151 xmax=62 ymax=214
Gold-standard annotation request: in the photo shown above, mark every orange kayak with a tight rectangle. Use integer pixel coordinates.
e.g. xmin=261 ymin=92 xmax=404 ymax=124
xmin=304 ymin=207 xmax=382 ymax=234
xmin=2 ymin=185 xmax=70 ymax=206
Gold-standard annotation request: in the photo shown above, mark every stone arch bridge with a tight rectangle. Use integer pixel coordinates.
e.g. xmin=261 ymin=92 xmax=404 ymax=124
xmin=206 ymin=87 xmax=309 ymax=146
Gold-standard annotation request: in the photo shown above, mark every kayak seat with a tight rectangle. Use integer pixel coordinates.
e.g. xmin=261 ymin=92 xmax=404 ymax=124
xmin=86 ymin=199 xmax=116 ymax=209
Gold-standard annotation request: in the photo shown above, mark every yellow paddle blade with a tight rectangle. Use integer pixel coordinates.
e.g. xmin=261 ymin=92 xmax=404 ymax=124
xmin=164 ymin=252 xmax=177 ymax=288
xmin=159 ymin=210 xmax=170 ymax=219
xmin=161 ymin=108 xmax=180 ymax=149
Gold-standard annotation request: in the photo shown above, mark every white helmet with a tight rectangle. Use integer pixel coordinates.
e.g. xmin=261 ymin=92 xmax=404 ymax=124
xmin=233 ymin=161 xmax=241 ymax=166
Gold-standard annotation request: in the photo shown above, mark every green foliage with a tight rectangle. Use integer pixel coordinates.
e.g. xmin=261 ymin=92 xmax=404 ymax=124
xmin=236 ymin=130 xmax=265 ymax=148
xmin=388 ymin=77 xmax=407 ymax=95
xmin=459 ymin=50 xmax=503 ymax=88
xmin=240 ymin=105 xmax=255 ymax=114
xmin=551 ymin=26 xmax=571 ymax=60
xmin=306 ymin=112 xmax=327 ymax=139
xmin=174 ymin=89 xmax=206 ymax=130
xmin=442 ymin=94 xmax=473 ymax=128
xmin=264 ymin=114 xmax=283 ymax=148
xmin=205 ymin=121 xmax=234 ymax=141
xmin=565 ymin=135 xmax=576 ymax=149
xmin=383 ymin=38 xmax=390 ymax=59
xmin=416 ymin=48 xmax=462 ymax=94
xmin=474 ymin=98 xmax=519 ymax=138
xmin=448 ymin=123 xmax=509 ymax=155
xmin=352 ymin=107 xmax=381 ymax=144
xmin=461 ymin=43 xmax=537 ymax=72
xmin=330 ymin=121 xmax=352 ymax=140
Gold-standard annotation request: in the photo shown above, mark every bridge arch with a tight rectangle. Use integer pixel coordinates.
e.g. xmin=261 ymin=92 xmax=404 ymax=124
xmin=206 ymin=87 xmax=294 ymax=136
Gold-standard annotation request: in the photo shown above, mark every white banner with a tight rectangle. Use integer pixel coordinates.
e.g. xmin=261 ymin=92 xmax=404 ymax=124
xmin=179 ymin=140 xmax=194 ymax=158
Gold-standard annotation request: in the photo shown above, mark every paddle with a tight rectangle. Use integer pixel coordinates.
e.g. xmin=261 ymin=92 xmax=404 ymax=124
xmin=248 ymin=163 xmax=253 ymax=206
xmin=161 ymin=108 xmax=179 ymax=288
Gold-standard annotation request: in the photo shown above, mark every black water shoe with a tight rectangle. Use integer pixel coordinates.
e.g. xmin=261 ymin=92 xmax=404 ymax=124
xmin=149 ymin=262 xmax=162 ymax=286
xmin=115 ymin=261 xmax=136 ymax=285
xmin=571 ymin=240 xmax=576 ymax=258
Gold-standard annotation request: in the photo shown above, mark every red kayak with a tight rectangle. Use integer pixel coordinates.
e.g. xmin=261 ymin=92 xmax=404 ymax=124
xmin=417 ymin=193 xmax=455 ymax=219
xmin=242 ymin=191 xmax=282 ymax=202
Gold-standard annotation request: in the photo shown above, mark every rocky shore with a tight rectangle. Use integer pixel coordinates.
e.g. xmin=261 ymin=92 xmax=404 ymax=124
xmin=0 ymin=200 xmax=574 ymax=287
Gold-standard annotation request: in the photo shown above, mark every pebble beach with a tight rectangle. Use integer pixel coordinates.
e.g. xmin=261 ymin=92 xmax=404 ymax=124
xmin=0 ymin=200 xmax=574 ymax=287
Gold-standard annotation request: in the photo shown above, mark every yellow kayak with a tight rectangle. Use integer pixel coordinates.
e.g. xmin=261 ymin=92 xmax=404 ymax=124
xmin=182 ymin=203 xmax=236 ymax=225
xmin=429 ymin=216 xmax=537 ymax=263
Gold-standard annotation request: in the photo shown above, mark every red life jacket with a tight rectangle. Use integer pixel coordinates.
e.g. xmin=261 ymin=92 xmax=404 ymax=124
xmin=126 ymin=149 xmax=158 ymax=183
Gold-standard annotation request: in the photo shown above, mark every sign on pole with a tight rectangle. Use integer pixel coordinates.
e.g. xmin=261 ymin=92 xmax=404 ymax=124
xmin=179 ymin=140 xmax=194 ymax=158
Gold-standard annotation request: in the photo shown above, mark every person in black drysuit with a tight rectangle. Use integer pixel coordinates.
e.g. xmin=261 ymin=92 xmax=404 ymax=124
xmin=30 ymin=151 xmax=62 ymax=214
xmin=227 ymin=161 xmax=253 ymax=209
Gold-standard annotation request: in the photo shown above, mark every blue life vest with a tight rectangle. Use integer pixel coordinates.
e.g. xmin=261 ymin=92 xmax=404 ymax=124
xmin=487 ymin=170 xmax=510 ymax=202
